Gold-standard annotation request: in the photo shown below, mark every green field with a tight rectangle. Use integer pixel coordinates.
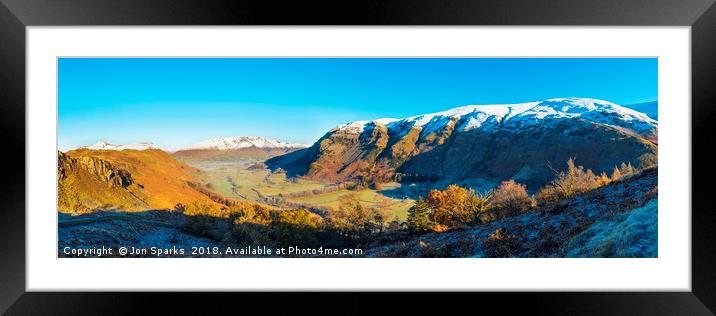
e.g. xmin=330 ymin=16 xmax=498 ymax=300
xmin=290 ymin=183 xmax=413 ymax=221
xmin=177 ymin=156 xmax=414 ymax=221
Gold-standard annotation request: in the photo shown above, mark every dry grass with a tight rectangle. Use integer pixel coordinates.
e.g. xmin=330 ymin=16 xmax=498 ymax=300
xmin=565 ymin=199 xmax=657 ymax=258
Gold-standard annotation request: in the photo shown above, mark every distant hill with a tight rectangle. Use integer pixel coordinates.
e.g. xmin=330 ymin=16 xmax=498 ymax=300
xmin=179 ymin=135 xmax=307 ymax=151
xmin=82 ymin=141 xmax=162 ymax=151
xmin=267 ymin=97 xmax=658 ymax=191
xmin=58 ymin=148 xmax=224 ymax=214
xmin=625 ymin=100 xmax=658 ymax=120
xmin=173 ymin=136 xmax=308 ymax=160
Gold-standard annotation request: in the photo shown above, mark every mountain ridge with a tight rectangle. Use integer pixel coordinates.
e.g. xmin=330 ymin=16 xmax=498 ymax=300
xmin=267 ymin=97 xmax=658 ymax=191
xmin=179 ymin=136 xmax=309 ymax=151
xmin=172 ymin=136 xmax=309 ymax=160
xmin=83 ymin=141 xmax=162 ymax=151
xmin=334 ymin=97 xmax=657 ymax=139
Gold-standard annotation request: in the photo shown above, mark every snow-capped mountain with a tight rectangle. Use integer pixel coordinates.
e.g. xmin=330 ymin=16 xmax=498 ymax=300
xmin=267 ymin=97 xmax=658 ymax=191
xmin=83 ymin=141 xmax=161 ymax=151
xmin=336 ymin=97 xmax=657 ymax=138
xmin=180 ymin=136 xmax=308 ymax=151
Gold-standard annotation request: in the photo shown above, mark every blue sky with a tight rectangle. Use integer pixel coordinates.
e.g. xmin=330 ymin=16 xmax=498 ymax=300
xmin=58 ymin=58 xmax=657 ymax=151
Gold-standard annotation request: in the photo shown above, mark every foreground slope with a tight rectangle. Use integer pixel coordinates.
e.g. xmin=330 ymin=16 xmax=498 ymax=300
xmin=367 ymin=167 xmax=658 ymax=258
xmin=58 ymin=167 xmax=658 ymax=258
xmin=58 ymin=210 xmax=219 ymax=257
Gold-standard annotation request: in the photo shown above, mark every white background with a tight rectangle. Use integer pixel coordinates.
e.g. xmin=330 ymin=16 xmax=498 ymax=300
xmin=27 ymin=27 xmax=690 ymax=291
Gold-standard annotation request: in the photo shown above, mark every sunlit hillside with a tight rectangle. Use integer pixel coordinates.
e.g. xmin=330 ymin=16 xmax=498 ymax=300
xmin=59 ymin=149 xmax=225 ymax=213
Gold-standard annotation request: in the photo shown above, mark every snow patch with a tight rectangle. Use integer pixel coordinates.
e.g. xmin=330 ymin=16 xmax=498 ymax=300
xmin=336 ymin=97 xmax=657 ymax=137
xmin=180 ymin=136 xmax=309 ymax=151
xmin=84 ymin=141 xmax=161 ymax=151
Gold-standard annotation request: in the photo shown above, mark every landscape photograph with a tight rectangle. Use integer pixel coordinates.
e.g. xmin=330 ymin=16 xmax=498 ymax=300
xmin=58 ymin=58 xmax=658 ymax=258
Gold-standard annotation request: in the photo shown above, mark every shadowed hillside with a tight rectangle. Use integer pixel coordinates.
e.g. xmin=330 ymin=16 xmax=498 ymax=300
xmin=398 ymin=119 xmax=657 ymax=191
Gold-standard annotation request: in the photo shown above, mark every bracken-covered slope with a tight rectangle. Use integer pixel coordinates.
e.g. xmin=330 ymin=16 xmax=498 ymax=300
xmin=366 ymin=167 xmax=658 ymax=258
xmin=267 ymin=98 xmax=658 ymax=190
xmin=58 ymin=149 xmax=223 ymax=214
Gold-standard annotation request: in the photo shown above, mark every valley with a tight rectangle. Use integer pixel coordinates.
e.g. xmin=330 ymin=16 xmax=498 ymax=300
xmin=57 ymin=97 xmax=659 ymax=258
xmin=175 ymin=154 xmax=414 ymax=221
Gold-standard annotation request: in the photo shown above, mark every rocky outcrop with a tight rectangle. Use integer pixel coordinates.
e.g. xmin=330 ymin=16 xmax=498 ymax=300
xmin=270 ymin=121 xmax=392 ymax=182
xmin=59 ymin=151 xmax=134 ymax=188
xmin=58 ymin=149 xmax=231 ymax=214
xmin=58 ymin=151 xmax=147 ymax=214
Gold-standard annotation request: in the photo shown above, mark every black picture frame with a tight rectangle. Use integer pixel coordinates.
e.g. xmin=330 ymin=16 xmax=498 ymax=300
xmin=1 ymin=0 xmax=715 ymax=314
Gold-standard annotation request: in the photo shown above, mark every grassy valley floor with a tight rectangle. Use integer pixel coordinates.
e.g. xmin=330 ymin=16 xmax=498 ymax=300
xmin=176 ymin=156 xmax=414 ymax=221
